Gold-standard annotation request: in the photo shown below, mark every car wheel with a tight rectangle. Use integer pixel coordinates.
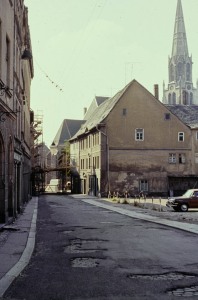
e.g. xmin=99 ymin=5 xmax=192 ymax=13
xmin=180 ymin=204 xmax=188 ymax=212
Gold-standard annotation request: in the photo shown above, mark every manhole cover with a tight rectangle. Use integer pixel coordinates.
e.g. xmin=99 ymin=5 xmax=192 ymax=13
xmin=128 ymin=272 xmax=196 ymax=281
xmin=70 ymin=257 xmax=103 ymax=268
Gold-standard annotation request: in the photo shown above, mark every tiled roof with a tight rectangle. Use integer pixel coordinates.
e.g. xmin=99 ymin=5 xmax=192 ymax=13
xmin=83 ymin=96 xmax=109 ymax=120
xmin=166 ymin=105 xmax=198 ymax=128
xmin=70 ymin=81 xmax=133 ymax=140
xmin=52 ymin=119 xmax=85 ymax=146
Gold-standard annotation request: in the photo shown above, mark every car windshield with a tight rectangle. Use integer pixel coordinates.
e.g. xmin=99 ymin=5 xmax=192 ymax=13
xmin=182 ymin=190 xmax=194 ymax=197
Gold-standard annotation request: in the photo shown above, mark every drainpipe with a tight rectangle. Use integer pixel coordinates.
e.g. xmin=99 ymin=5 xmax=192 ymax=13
xmin=96 ymin=124 xmax=110 ymax=192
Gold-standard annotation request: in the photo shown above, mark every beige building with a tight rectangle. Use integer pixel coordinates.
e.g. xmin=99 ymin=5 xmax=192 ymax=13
xmin=0 ymin=1 xmax=33 ymax=223
xmin=70 ymin=80 xmax=198 ymax=197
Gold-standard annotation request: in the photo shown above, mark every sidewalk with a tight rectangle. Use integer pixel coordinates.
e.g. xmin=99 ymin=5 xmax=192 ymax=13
xmin=0 ymin=197 xmax=38 ymax=297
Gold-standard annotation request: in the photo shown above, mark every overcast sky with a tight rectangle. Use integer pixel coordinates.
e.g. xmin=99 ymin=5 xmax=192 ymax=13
xmin=24 ymin=0 xmax=198 ymax=146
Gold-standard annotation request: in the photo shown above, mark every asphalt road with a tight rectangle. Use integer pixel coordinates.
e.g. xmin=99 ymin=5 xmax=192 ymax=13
xmin=3 ymin=194 xmax=198 ymax=300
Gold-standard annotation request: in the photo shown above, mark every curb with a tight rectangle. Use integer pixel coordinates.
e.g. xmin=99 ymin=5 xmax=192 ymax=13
xmin=82 ymin=199 xmax=198 ymax=235
xmin=0 ymin=197 xmax=38 ymax=297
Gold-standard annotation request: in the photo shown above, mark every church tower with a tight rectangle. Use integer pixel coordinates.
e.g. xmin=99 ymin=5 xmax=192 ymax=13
xmin=163 ymin=0 xmax=198 ymax=105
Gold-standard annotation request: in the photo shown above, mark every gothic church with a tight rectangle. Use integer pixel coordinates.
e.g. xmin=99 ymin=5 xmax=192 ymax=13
xmin=163 ymin=0 xmax=198 ymax=105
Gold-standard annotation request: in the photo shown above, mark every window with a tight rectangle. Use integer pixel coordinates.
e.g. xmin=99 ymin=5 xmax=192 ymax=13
xmin=190 ymin=93 xmax=193 ymax=104
xmin=169 ymin=153 xmax=176 ymax=164
xmin=196 ymin=132 xmax=198 ymax=141
xmin=168 ymin=93 xmax=171 ymax=104
xmin=6 ymin=36 xmax=10 ymax=87
xmin=80 ymin=159 xmax=85 ymax=169
xmin=178 ymin=132 xmax=184 ymax=142
xmin=135 ymin=128 xmax=144 ymax=141
xmin=140 ymin=180 xmax=148 ymax=192
xmin=164 ymin=113 xmax=171 ymax=120
xmin=122 ymin=108 xmax=127 ymax=116
xmin=193 ymin=191 xmax=198 ymax=198
xmin=177 ymin=62 xmax=183 ymax=81
xmin=172 ymin=93 xmax=176 ymax=104
xmin=179 ymin=153 xmax=186 ymax=164
xmin=88 ymin=157 xmax=91 ymax=169
xmin=183 ymin=91 xmax=188 ymax=105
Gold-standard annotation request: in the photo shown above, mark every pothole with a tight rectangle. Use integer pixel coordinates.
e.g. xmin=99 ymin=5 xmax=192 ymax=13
xmin=168 ymin=286 xmax=198 ymax=297
xmin=70 ymin=257 xmax=104 ymax=268
xmin=64 ymin=239 xmax=106 ymax=254
xmin=64 ymin=244 xmax=97 ymax=254
xmin=82 ymin=227 xmax=98 ymax=230
xmin=128 ymin=272 xmax=196 ymax=281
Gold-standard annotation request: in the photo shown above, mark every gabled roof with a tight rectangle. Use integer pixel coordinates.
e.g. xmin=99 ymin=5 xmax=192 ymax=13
xmin=70 ymin=80 xmax=136 ymax=140
xmin=166 ymin=105 xmax=198 ymax=129
xmin=52 ymin=119 xmax=86 ymax=146
xmin=83 ymin=96 xmax=109 ymax=120
xmin=70 ymin=79 xmax=198 ymax=142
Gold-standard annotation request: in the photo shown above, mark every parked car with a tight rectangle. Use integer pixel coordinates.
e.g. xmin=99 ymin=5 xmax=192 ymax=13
xmin=166 ymin=189 xmax=198 ymax=212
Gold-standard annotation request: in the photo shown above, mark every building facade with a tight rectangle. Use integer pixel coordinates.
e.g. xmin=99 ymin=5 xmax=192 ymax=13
xmin=70 ymin=80 xmax=198 ymax=197
xmin=163 ymin=0 xmax=198 ymax=105
xmin=0 ymin=0 xmax=33 ymax=223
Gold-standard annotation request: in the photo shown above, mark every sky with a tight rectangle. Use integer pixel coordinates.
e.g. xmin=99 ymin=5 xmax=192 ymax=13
xmin=24 ymin=0 xmax=198 ymax=147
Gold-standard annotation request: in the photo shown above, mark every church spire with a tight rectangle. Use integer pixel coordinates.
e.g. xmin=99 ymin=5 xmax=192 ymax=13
xmin=171 ymin=0 xmax=188 ymax=58
xmin=162 ymin=0 xmax=198 ymax=105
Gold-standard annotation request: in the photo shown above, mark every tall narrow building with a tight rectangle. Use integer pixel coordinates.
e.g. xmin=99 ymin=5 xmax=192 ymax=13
xmin=163 ymin=0 xmax=198 ymax=105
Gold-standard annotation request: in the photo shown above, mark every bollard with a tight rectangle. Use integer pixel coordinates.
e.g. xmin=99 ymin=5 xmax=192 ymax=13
xmin=152 ymin=197 xmax=154 ymax=209
xmin=112 ymin=192 xmax=117 ymax=201
xmin=159 ymin=197 xmax=161 ymax=212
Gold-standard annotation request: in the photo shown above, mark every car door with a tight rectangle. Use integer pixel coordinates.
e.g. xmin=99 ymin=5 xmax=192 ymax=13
xmin=189 ymin=192 xmax=198 ymax=208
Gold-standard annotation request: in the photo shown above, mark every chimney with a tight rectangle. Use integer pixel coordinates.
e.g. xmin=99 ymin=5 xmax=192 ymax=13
xmin=154 ymin=84 xmax=159 ymax=100
xmin=84 ymin=107 xmax=87 ymax=116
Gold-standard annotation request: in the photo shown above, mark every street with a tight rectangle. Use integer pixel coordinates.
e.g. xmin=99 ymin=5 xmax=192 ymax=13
xmin=3 ymin=194 xmax=198 ymax=299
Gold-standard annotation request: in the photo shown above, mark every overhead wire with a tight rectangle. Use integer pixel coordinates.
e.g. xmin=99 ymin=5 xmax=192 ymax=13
xmin=58 ymin=0 xmax=108 ymax=84
xmin=35 ymin=59 xmax=64 ymax=92
xmin=32 ymin=0 xmax=108 ymax=93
